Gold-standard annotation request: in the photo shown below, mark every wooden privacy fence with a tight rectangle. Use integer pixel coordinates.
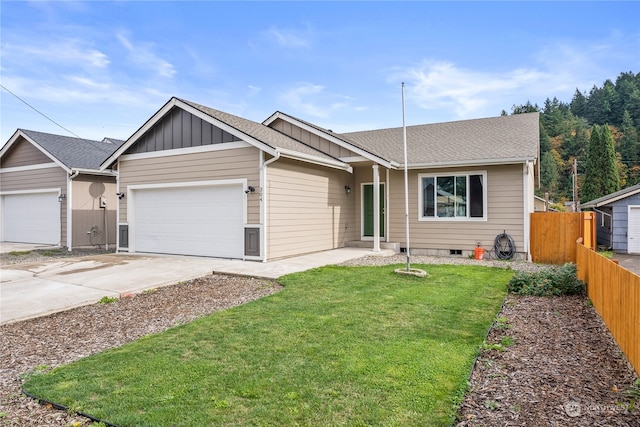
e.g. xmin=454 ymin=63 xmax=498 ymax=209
xmin=576 ymin=243 xmax=640 ymax=375
xmin=530 ymin=212 xmax=596 ymax=264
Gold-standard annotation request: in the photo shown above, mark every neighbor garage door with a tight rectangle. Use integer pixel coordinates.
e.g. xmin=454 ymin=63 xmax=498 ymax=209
xmin=131 ymin=183 xmax=244 ymax=258
xmin=1 ymin=191 xmax=60 ymax=244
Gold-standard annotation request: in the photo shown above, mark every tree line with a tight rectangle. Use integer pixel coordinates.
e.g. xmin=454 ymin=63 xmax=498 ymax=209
xmin=503 ymin=71 xmax=640 ymax=208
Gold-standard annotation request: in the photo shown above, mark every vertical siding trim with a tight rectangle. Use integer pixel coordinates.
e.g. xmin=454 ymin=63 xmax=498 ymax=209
xmin=261 ymin=152 xmax=280 ymax=261
xmin=66 ymin=173 xmax=73 ymax=250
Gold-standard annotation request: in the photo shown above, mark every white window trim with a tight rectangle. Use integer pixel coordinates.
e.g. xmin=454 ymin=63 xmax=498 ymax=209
xmin=418 ymin=171 xmax=488 ymax=221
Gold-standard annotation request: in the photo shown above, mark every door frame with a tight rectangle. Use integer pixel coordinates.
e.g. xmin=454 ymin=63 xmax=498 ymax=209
xmin=628 ymin=205 xmax=640 ymax=254
xmin=361 ymin=182 xmax=385 ymax=240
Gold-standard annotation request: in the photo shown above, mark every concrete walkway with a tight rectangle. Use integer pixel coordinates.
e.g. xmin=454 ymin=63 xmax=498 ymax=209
xmin=0 ymin=248 xmax=393 ymax=325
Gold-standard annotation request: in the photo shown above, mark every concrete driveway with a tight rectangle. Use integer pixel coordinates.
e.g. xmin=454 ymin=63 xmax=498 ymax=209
xmin=0 ymin=248 xmax=389 ymax=325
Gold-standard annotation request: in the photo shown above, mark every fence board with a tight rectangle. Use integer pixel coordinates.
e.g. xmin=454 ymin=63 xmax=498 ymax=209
xmin=577 ymin=244 xmax=640 ymax=375
xmin=531 ymin=212 xmax=595 ymax=264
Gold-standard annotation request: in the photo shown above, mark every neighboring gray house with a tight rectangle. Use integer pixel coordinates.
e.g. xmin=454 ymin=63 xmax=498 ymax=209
xmin=0 ymin=130 xmax=124 ymax=249
xmin=581 ymin=184 xmax=640 ymax=254
xmin=101 ymin=97 xmax=539 ymax=261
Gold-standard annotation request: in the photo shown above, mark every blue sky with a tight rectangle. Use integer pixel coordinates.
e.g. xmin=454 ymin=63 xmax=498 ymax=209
xmin=1 ymin=1 xmax=639 ymax=145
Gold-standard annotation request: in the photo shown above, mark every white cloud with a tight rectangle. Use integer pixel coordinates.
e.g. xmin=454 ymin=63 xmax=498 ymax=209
xmin=266 ymin=25 xmax=312 ymax=49
xmin=389 ymin=60 xmax=560 ymax=118
xmin=116 ymin=31 xmax=176 ymax=78
xmin=279 ymin=83 xmax=331 ymax=118
xmin=2 ymin=38 xmax=109 ymax=69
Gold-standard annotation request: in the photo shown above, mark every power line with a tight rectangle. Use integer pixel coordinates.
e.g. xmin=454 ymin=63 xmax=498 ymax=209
xmin=0 ymin=84 xmax=81 ymax=138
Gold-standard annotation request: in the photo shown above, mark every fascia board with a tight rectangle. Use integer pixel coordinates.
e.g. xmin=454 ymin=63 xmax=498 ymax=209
xmin=582 ymin=187 xmax=640 ymax=208
xmin=99 ymin=97 xmax=179 ymax=170
xmin=72 ymin=168 xmax=117 ymax=177
xmin=2 ymin=130 xmax=71 ymax=174
xmin=264 ymin=112 xmax=393 ymax=169
xmin=405 ymin=156 xmax=537 ymax=170
xmin=100 ymin=98 xmax=278 ymax=170
xmin=278 ymin=148 xmax=353 ymax=173
xmin=176 ymin=100 xmax=278 ymax=157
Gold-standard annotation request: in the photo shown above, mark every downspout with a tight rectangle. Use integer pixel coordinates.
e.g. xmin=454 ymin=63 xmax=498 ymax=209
xmin=66 ymin=171 xmax=80 ymax=251
xmin=260 ymin=150 xmax=280 ymax=262
xmin=523 ymin=161 xmax=532 ymax=261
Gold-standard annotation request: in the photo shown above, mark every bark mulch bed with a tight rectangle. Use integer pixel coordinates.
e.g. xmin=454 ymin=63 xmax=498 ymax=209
xmin=1 ymin=253 xmax=638 ymax=426
xmin=456 ymin=294 xmax=639 ymax=427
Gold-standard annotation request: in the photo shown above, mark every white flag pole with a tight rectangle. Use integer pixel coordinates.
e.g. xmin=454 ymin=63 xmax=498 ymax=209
xmin=402 ymin=82 xmax=411 ymax=272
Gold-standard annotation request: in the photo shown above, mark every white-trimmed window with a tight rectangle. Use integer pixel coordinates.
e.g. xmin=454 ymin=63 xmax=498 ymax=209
xmin=419 ymin=172 xmax=487 ymax=220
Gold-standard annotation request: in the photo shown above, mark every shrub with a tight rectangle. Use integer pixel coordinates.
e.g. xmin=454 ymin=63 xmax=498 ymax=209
xmin=507 ymin=263 xmax=585 ymax=296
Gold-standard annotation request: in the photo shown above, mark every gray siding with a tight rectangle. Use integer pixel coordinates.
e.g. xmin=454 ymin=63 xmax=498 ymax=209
xmin=269 ymin=118 xmax=357 ymax=159
xmin=1 ymin=137 xmax=51 ymax=168
xmin=0 ymin=167 xmax=68 ymax=246
xmin=595 ymin=207 xmax=613 ymax=248
xmin=266 ymin=158 xmax=356 ymax=260
xmin=125 ymin=107 xmax=241 ymax=155
xmin=71 ymin=176 xmax=117 ymax=247
xmin=118 ymin=147 xmax=261 ymax=224
xmin=610 ymin=192 xmax=640 ymax=253
xmin=354 ymin=164 xmax=527 ymax=257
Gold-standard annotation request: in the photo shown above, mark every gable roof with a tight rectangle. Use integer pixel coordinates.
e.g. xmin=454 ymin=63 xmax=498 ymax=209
xmin=1 ymin=129 xmax=124 ymax=173
xmin=340 ymin=112 xmax=540 ymax=167
xmin=101 ymin=97 xmax=352 ymax=172
xmin=263 ymin=111 xmax=397 ymax=168
xmin=580 ymin=184 xmax=640 ymax=209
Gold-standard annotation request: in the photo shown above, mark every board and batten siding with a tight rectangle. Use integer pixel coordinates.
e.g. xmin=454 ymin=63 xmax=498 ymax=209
xmin=354 ymin=164 xmax=526 ymax=256
xmin=266 ymin=158 xmax=356 ymax=260
xmin=0 ymin=138 xmax=51 ymax=168
xmin=71 ymin=176 xmax=117 ymax=247
xmin=118 ymin=147 xmax=261 ymax=224
xmin=0 ymin=167 xmax=68 ymax=246
xmin=268 ymin=118 xmax=358 ymax=159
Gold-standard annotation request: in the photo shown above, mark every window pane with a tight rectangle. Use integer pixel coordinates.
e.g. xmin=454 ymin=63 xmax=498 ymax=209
xmin=470 ymin=174 xmax=484 ymax=217
xmin=455 ymin=176 xmax=467 ymax=217
xmin=422 ymin=177 xmax=435 ymax=217
xmin=437 ymin=176 xmax=454 ymax=217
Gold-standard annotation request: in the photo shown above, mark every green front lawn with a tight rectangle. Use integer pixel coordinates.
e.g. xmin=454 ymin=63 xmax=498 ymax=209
xmin=23 ymin=264 xmax=512 ymax=426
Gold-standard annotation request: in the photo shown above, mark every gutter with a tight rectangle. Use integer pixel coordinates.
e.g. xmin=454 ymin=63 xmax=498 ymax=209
xmin=278 ymin=148 xmax=353 ymax=173
xmin=405 ymin=156 xmax=537 ymax=170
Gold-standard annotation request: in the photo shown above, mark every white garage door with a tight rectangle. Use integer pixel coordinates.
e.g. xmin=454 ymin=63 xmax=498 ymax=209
xmin=1 ymin=192 xmax=60 ymax=244
xmin=629 ymin=206 xmax=640 ymax=254
xmin=132 ymin=183 xmax=244 ymax=258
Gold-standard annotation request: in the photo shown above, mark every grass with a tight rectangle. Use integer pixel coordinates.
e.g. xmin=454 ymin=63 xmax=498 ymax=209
xmin=8 ymin=250 xmax=31 ymax=256
xmin=23 ymin=264 xmax=512 ymax=427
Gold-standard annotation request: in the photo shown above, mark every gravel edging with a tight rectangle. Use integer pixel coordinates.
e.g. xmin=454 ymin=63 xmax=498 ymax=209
xmin=1 ymin=254 xmax=637 ymax=426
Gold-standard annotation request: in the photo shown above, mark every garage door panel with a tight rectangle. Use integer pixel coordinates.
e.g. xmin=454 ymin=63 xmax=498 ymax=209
xmin=1 ymin=192 xmax=60 ymax=244
xmin=132 ymin=184 xmax=244 ymax=258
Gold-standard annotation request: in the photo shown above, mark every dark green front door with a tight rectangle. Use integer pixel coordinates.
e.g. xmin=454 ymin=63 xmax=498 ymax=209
xmin=363 ymin=183 xmax=385 ymax=237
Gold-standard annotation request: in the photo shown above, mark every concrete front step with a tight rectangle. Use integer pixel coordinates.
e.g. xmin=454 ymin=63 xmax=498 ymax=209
xmin=345 ymin=241 xmax=401 ymax=253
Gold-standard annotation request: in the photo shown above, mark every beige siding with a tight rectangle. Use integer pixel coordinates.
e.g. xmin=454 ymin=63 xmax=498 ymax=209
xmin=71 ymin=176 xmax=117 ymax=247
xmin=269 ymin=118 xmax=357 ymax=159
xmin=354 ymin=164 xmax=527 ymax=257
xmin=118 ymin=147 xmax=261 ymax=224
xmin=0 ymin=138 xmax=51 ymax=168
xmin=0 ymin=167 xmax=68 ymax=246
xmin=266 ymin=158 xmax=356 ymax=260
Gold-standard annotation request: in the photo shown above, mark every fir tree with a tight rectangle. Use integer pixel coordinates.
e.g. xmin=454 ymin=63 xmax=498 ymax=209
xmin=581 ymin=125 xmax=621 ymax=203
xmin=540 ymin=151 xmax=559 ymax=196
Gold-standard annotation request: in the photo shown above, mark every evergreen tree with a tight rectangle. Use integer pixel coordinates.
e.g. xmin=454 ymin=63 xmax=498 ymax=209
xmin=581 ymin=125 xmax=621 ymax=203
xmin=570 ymin=89 xmax=587 ymax=117
xmin=539 ymin=120 xmax=551 ymax=153
xmin=619 ymin=110 xmax=639 ymax=163
xmin=540 ymin=151 xmax=559 ymax=196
